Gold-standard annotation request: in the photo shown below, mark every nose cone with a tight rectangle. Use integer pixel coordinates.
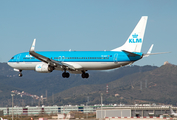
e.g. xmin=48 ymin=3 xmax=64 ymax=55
xmin=7 ymin=61 xmax=13 ymax=67
xmin=7 ymin=56 xmax=15 ymax=67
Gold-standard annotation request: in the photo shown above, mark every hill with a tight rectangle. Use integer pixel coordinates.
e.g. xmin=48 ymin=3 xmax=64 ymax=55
xmin=0 ymin=63 xmax=157 ymax=96
xmin=46 ymin=64 xmax=177 ymax=105
xmin=0 ymin=63 xmax=157 ymax=106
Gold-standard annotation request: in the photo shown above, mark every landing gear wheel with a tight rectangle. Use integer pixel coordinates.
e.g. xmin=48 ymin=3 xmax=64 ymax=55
xmin=62 ymin=72 xmax=70 ymax=78
xmin=66 ymin=72 xmax=70 ymax=78
xmin=62 ymin=73 xmax=65 ymax=78
xmin=85 ymin=73 xmax=89 ymax=78
xmin=82 ymin=73 xmax=85 ymax=78
xmin=81 ymin=73 xmax=89 ymax=78
xmin=19 ymin=73 xmax=22 ymax=77
xmin=18 ymin=70 xmax=22 ymax=77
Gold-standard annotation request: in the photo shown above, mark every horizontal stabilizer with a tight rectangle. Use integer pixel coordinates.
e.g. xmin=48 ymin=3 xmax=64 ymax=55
xmin=122 ymin=50 xmax=141 ymax=57
xmin=143 ymin=52 xmax=170 ymax=56
xmin=143 ymin=44 xmax=170 ymax=57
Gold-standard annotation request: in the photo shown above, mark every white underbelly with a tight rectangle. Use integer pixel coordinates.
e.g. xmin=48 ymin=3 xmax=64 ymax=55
xmin=8 ymin=61 xmax=131 ymax=71
xmin=64 ymin=62 xmax=131 ymax=70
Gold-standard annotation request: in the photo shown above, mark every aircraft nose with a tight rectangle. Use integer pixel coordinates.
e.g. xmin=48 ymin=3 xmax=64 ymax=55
xmin=7 ymin=62 xmax=13 ymax=67
xmin=7 ymin=62 xmax=10 ymax=66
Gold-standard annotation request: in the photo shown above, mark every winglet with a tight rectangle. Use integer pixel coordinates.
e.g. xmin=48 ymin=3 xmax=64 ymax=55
xmin=144 ymin=44 xmax=154 ymax=57
xmin=147 ymin=44 xmax=154 ymax=54
xmin=30 ymin=39 xmax=36 ymax=52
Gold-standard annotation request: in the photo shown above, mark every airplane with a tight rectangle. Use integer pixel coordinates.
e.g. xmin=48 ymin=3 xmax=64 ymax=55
xmin=7 ymin=16 xmax=167 ymax=78
xmin=169 ymin=106 xmax=177 ymax=117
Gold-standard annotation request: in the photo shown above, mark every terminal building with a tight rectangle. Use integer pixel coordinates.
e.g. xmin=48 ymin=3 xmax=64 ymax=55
xmin=96 ymin=106 xmax=175 ymax=118
xmin=0 ymin=105 xmax=96 ymax=116
xmin=0 ymin=105 xmax=176 ymax=118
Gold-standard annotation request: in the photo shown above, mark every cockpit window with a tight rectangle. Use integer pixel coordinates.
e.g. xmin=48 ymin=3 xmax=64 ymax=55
xmin=11 ymin=57 xmax=14 ymax=59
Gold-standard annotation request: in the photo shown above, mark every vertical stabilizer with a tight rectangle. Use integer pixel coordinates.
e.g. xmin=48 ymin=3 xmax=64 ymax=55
xmin=112 ymin=16 xmax=148 ymax=52
xmin=170 ymin=106 xmax=175 ymax=114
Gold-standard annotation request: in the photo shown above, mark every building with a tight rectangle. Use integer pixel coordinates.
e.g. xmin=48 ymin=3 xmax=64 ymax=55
xmin=0 ymin=104 xmax=175 ymax=118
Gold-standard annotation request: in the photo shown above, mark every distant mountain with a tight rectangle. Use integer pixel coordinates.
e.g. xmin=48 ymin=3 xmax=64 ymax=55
xmin=0 ymin=63 xmax=158 ymax=106
xmin=46 ymin=64 xmax=177 ymax=106
xmin=0 ymin=63 xmax=157 ymax=96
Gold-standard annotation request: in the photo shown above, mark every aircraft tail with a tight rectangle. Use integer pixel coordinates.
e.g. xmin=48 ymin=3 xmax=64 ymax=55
xmin=112 ymin=16 xmax=148 ymax=52
xmin=170 ymin=106 xmax=175 ymax=114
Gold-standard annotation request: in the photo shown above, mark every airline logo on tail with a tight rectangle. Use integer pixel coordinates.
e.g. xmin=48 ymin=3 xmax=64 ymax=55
xmin=129 ymin=33 xmax=142 ymax=43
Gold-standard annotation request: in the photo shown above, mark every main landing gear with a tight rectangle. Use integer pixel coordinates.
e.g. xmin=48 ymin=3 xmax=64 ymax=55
xmin=19 ymin=70 xmax=22 ymax=77
xmin=81 ymin=72 xmax=89 ymax=79
xmin=62 ymin=71 xmax=89 ymax=79
xmin=62 ymin=72 xmax=70 ymax=78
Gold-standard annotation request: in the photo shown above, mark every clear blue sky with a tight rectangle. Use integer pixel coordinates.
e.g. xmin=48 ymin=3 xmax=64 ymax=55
xmin=0 ymin=0 xmax=176 ymax=66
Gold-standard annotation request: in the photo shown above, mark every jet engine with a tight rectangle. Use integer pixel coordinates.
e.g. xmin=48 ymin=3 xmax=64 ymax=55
xmin=35 ymin=64 xmax=54 ymax=73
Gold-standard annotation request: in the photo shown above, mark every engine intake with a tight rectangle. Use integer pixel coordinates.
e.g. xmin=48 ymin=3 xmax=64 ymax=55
xmin=35 ymin=64 xmax=53 ymax=73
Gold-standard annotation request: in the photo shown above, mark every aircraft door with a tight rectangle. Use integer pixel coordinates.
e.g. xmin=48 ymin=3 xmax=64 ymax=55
xmin=113 ymin=53 xmax=118 ymax=63
xmin=58 ymin=56 xmax=65 ymax=62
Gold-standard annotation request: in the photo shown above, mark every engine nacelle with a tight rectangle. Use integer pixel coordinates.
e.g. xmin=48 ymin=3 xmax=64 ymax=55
xmin=35 ymin=64 xmax=53 ymax=73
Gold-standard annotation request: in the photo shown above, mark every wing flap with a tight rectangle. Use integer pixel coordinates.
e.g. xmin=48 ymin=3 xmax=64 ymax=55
xmin=63 ymin=62 xmax=83 ymax=70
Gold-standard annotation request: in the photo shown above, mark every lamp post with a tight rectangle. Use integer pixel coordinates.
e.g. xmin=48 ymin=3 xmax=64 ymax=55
xmin=101 ymin=93 xmax=103 ymax=120
xmin=86 ymin=96 xmax=89 ymax=119
xmin=11 ymin=94 xmax=15 ymax=120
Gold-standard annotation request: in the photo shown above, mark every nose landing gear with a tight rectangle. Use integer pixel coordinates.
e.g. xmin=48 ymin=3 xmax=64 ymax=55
xmin=19 ymin=70 xmax=22 ymax=77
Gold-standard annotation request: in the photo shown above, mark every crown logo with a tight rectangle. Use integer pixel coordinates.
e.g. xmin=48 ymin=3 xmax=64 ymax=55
xmin=132 ymin=33 xmax=138 ymax=38
xmin=38 ymin=66 xmax=42 ymax=68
